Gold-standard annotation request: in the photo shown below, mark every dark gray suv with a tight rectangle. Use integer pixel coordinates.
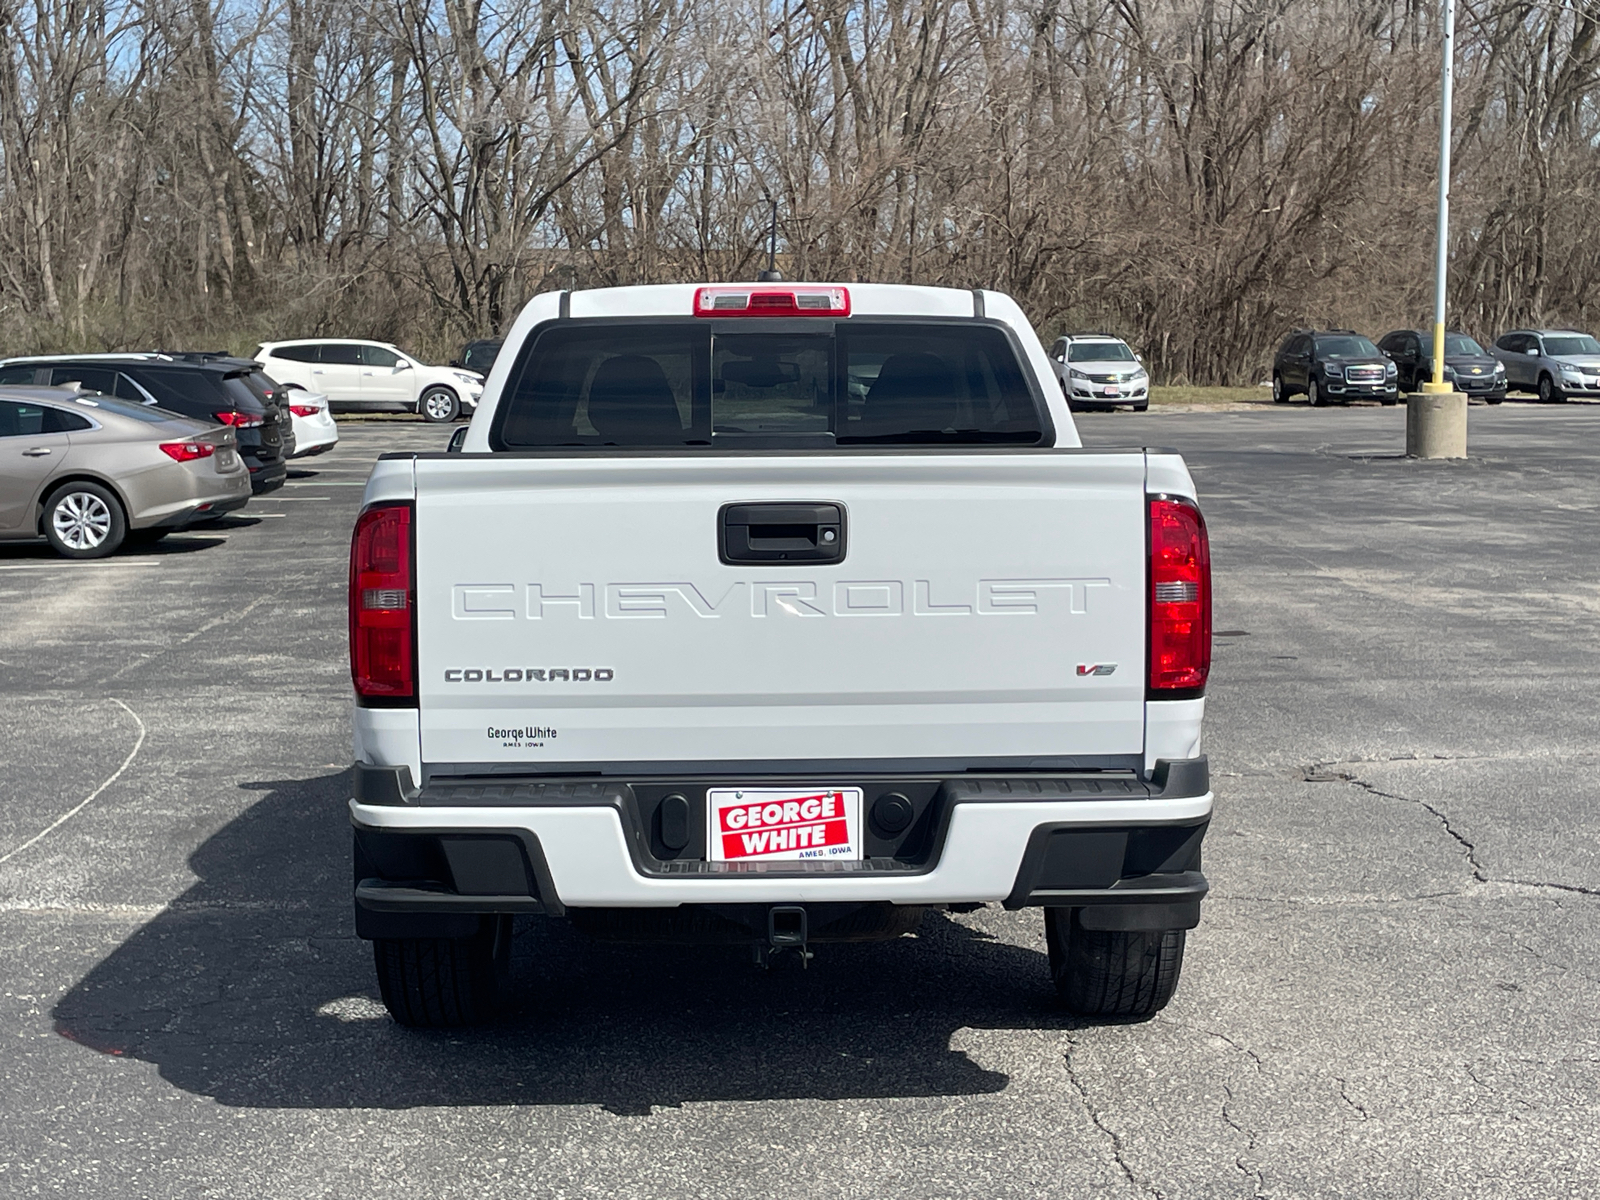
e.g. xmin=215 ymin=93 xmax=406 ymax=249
xmin=1492 ymin=330 xmax=1600 ymax=402
xmin=1272 ymin=330 xmax=1399 ymax=406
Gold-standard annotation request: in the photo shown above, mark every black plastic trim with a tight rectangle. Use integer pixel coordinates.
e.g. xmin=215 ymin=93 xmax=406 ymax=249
xmin=1004 ymin=819 xmax=1209 ymax=910
xmin=351 ymin=822 xmax=565 ymax=918
xmin=354 ymin=762 xmax=419 ymax=806
xmin=355 ymin=880 xmax=546 ymax=913
xmin=420 ymin=753 xmax=1151 ymax=780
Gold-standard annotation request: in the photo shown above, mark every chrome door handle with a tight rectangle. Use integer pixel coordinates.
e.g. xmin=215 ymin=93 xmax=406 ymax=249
xmin=23 ymin=447 xmax=52 ymax=457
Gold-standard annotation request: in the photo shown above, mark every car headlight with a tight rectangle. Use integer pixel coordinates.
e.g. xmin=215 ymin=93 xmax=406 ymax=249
xmin=1494 ymin=361 xmax=1506 ymax=374
xmin=1559 ymin=363 xmax=1584 ymax=380
xmin=1069 ymin=368 xmax=1091 ymax=380
xmin=1385 ymin=361 xmax=1397 ymax=377
xmin=1323 ymin=364 xmax=1343 ymax=379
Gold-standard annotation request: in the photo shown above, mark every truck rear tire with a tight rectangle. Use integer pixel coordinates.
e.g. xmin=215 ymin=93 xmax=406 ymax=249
xmin=373 ymin=915 xmax=511 ymax=1027
xmin=1045 ymin=907 xmax=1185 ymax=1018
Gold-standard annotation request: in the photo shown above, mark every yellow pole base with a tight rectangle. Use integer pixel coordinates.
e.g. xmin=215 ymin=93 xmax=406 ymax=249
xmin=1406 ymin=388 xmax=1467 ymax=459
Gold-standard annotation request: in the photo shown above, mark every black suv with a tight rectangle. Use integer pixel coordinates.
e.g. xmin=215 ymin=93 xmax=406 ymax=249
xmin=0 ymin=354 xmax=293 ymax=491
xmin=1272 ymin=330 xmax=1399 ymax=406
xmin=1376 ymin=329 xmax=1505 ymax=402
xmin=452 ymin=338 xmax=503 ymax=375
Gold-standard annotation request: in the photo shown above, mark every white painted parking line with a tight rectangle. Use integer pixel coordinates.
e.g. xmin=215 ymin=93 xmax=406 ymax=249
xmin=0 ymin=560 xmax=163 ymax=571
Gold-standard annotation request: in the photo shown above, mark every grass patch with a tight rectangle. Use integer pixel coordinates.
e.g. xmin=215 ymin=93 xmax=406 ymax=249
xmin=1147 ymin=385 xmax=1271 ymax=406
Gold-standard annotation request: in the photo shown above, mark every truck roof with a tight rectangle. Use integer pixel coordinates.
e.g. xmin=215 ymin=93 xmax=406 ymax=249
xmin=554 ymin=282 xmax=984 ymax=320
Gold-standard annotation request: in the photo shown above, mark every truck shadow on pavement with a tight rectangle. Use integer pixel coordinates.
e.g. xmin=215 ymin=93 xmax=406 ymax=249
xmin=53 ymin=770 xmax=1093 ymax=1115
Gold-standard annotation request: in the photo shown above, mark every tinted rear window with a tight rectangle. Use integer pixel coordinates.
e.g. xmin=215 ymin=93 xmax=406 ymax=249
xmin=220 ymin=376 xmax=268 ymax=411
xmin=134 ymin=368 xmax=226 ymax=411
xmin=494 ymin=321 xmax=1045 ymax=449
xmin=71 ymin=396 xmax=175 ymax=423
xmin=271 ymin=344 xmax=319 ymax=363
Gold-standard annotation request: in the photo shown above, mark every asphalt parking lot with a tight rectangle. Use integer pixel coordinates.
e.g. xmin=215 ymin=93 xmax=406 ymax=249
xmin=3 ymin=404 xmax=1597 ymax=1198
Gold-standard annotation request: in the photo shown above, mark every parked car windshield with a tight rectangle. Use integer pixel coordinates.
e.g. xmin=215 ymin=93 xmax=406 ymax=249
xmin=1420 ymin=334 xmax=1487 ymax=357
xmin=1543 ymin=335 xmax=1600 ymax=356
xmin=494 ymin=321 xmax=1045 ymax=449
xmin=1067 ymin=342 xmax=1135 ymax=363
xmin=1314 ymin=336 xmax=1380 ymax=358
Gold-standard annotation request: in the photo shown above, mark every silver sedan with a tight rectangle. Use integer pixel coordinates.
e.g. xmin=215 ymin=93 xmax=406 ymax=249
xmin=0 ymin=385 xmax=251 ymax=558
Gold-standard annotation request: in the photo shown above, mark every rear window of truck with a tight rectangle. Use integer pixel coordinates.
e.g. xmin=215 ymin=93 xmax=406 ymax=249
xmin=492 ymin=321 xmax=1047 ymax=449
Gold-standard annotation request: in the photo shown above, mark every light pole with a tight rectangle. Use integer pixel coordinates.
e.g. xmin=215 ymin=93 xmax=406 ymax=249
xmin=1409 ymin=0 xmax=1467 ymax=458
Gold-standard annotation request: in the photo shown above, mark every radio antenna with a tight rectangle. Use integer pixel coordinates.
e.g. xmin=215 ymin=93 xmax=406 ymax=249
xmin=757 ymin=194 xmax=783 ymax=282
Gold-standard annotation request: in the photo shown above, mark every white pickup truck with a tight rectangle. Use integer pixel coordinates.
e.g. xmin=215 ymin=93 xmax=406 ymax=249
xmin=347 ymin=282 xmax=1213 ymax=1027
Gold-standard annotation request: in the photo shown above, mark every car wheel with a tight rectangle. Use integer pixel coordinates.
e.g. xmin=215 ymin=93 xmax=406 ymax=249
xmin=1045 ymin=907 xmax=1185 ymax=1018
xmin=420 ymin=387 xmax=460 ymax=423
xmin=41 ymin=482 xmax=126 ymax=559
xmin=1133 ymin=401 xmax=1149 ymax=412
xmin=373 ymin=915 xmax=511 ymax=1027
xmin=1272 ymin=373 xmax=1288 ymax=403
xmin=1487 ymin=395 xmax=1503 ymax=405
xmin=1537 ymin=373 xmax=1564 ymax=404
xmin=1308 ymin=378 xmax=1323 ymax=407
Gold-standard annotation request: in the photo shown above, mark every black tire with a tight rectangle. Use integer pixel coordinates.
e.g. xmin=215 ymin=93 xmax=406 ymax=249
xmin=1487 ymin=395 xmax=1503 ymax=405
xmin=1308 ymin=378 xmax=1324 ymax=407
xmin=40 ymin=481 xmax=126 ymax=559
xmin=125 ymin=527 xmax=170 ymax=545
xmin=1133 ymin=401 xmax=1148 ymax=412
xmin=1538 ymin=373 xmax=1564 ymax=404
xmin=373 ymin=915 xmax=511 ymax=1027
xmin=1381 ymin=393 xmax=1399 ymax=406
xmin=1271 ymin=373 xmax=1288 ymax=403
xmin=1045 ymin=907 xmax=1185 ymax=1018
xmin=420 ymin=386 xmax=460 ymax=423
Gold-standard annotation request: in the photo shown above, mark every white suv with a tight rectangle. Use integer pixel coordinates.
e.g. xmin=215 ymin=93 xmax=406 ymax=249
xmin=1048 ymin=334 xmax=1150 ymax=411
xmin=255 ymin=340 xmax=484 ymax=422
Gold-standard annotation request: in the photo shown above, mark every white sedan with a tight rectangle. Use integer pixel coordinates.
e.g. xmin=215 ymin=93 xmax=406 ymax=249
xmin=280 ymin=386 xmax=339 ymax=456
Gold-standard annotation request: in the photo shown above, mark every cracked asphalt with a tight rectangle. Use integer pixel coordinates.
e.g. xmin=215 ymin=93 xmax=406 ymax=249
xmin=2 ymin=404 xmax=1597 ymax=1197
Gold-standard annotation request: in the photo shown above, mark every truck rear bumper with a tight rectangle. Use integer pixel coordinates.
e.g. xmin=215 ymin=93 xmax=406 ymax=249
xmin=349 ymin=760 xmax=1212 ymax=931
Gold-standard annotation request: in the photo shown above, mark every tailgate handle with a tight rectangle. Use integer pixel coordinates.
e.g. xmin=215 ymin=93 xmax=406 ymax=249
xmin=719 ymin=502 xmax=845 ymax=565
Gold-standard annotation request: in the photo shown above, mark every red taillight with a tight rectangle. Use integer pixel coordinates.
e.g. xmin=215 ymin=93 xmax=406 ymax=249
xmin=215 ymin=411 xmax=264 ymax=428
xmin=289 ymin=404 xmax=319 ymax=417
xmin=693 ymin=286 xmax=850 ymax=317
xmin=349 ymin=503 xmax=414 ymax=702
xmin=1148 ymin=496 xmax=1211 ymax=696
xmin=159 ymin=441 xmax=216 ymax=462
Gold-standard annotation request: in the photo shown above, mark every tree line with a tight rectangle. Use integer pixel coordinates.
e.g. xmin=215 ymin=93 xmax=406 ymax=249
xmin=2 ymin=0 xmax=1597 ymax=383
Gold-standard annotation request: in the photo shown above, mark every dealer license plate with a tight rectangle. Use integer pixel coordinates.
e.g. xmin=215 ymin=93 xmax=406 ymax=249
xmin=1101 ymin=387 xmax=1121 ymax=397
xmin=708 ymin=787 xmax=863 ymax=862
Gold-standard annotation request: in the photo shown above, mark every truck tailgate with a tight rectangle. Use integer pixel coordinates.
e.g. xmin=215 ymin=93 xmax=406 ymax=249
xmin=413 ymin=452 xmax=1148 ymax=769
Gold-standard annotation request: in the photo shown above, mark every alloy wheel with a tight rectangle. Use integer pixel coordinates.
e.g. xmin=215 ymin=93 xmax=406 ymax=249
xmin=423 ymin=390 xmax=459 ymax=422
xmin=52 ymin=492 xmax=112 ymax=550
